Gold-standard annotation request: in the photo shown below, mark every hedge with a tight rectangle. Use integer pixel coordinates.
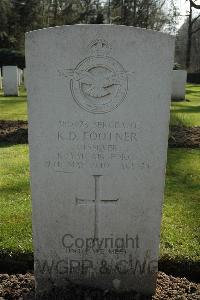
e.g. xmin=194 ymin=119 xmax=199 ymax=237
xmin=187 ymin=73 xmax=200 ymax=84
xmin=0 ymin=49 xmax=25 ymax=69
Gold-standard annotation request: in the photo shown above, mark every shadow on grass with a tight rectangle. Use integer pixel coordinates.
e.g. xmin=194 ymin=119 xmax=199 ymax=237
xmin=159 ymin=259 xmax=200 ymax=283
xmin=185 ymin=89 xmax=200 ymax=95
xmin=0 ymin=142 xmax=27 ymax=148
xmin=187 ymin=84 xmax=200 ymax=88
xmin=171 ymin=105 xmax=200 ymax=114
xmin=0 ymin=94 xmax=27 ymax=97
xmin=0 ymin=97 xmax=27 ymax=103
xmin=166 ymin=148 xmax=200 ymax=201
xmin=0 ymin=179 xmax=30 ymax=193
xmin=0 ymin=251 xmax=33 ymax=274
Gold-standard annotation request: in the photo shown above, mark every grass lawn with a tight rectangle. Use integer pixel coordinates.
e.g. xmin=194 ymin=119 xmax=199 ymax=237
xmin=161 ymin=148 xmax=200 ymax=262
xmin=0 ymin=145 xmax=199 ymax=264
xmin=0 ymin=145 xmax=32 ymax=253
xmin=0 ymin=87 xmax=27 ymax=121
xmin=170 ymin=84 xmax=200 ymax=127
xmin=0 ymin=84 xmax=200 ymax=126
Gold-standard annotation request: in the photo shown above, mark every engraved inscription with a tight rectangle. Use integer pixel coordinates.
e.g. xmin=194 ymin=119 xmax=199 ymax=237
xmin=44 ymin=119 xmax=151 ymax=173
xmin=58 ymin=39 xmax=130 ymax=113
xmin=76 ymin=175 xmax=119 ymax=239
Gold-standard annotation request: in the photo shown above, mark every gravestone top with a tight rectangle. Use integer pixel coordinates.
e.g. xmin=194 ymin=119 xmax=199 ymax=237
xmin=26 ymin=25 xmax=174 ymax=299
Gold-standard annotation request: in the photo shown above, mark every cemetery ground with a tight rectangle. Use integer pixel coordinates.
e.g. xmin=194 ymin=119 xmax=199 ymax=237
xmin=171 ymin=84 xmax=200 ymax=127
xmin=0 ymin=84 xmax=200 ymax=299
xmin=0 ymin=87 xmax=27 ymax=121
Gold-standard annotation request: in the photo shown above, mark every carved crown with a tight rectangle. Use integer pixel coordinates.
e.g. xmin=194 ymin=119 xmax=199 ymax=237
xmin=89 ymin=39 xmax=111 ymax=56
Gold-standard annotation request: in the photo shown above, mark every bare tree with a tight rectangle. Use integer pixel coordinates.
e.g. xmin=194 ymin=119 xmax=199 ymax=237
xmin=110 ymin=0 xmax=178 ymax=31
xmin=186 ymin=0 xmax=200 ymax=70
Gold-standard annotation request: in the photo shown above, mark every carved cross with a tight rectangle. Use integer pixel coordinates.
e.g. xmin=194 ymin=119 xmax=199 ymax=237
xmin=76 ymin=175 xmax=119 ymax=239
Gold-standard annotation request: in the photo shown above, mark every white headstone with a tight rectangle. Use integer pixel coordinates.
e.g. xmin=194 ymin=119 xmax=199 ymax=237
xmin=24 ymin=68 xmax=27 ymax=88
xmin=171 ymin=70 xmax=187 ymax=101
xmin=18 ymin=68 xmax=20 ymax=86
xmin=26 ymin=25 xmax=174 ymax=299
xmin=18 ymin=68 xmax=23 ymax=86
xmin=2 ymin=66 xmax=19 ymax=96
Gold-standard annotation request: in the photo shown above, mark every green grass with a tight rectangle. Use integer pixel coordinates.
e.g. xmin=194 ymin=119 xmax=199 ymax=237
xmin=170 ymin=84 xmax=200 ymax=127
xmin=0 ymin=145 xmax=199 ymax=263
xmin=0 ymin=86 xmax=27 ymax=120
xmin=160 ymin=148 xmax=200 ymax=262
xmin=0 ymin=145 xmax=32 ymax=253
xmin=0 ymin=84 xmax=200 ymax=126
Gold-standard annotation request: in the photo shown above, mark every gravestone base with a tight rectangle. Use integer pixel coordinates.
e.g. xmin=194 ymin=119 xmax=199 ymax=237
xmin=35 ymin=282 xmax=153 ymax=300
xmin=4 ymin=93 xmax=19 ymax=96
xmin=35 ymin=268 xmax=156 ymax=299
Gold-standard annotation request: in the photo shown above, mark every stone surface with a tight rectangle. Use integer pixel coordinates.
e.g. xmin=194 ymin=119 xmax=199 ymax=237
xmin=18 ymin=68 xmax=23 ymax=86
xmin=0 ymin=76 xmax=2 ymax=90
xmin=2 ymin=66 xmax=19 ymax=96
xmin=171 ymin=70 xmax=187 ymax=101
xmin=25 ymin=25 xmax=174 ymax=299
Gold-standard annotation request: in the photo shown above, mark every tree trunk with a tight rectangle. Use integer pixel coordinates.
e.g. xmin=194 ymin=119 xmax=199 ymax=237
xmin=108 ymin=0 xmax=111 ymax=23
xmin=121 ymin=0 xmax=124 ymax=25
xmin=186 ymin=3 xmax=192 ymax=70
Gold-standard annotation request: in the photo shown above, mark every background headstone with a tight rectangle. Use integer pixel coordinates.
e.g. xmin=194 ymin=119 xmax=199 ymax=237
xmin=18 ymin=68 xmax=20 ymax=86
xmin=171 ymin=70 xmax=187 ymax=101
xmin=18 ymin=68 xmax=23 ymax=86
xmin=23 ymin=68 xmax=26 ymax=88
xmin=2 ymin=65 xmax=19 ymax=96
xmin=26 ymin=25 xmax=174 ymax=299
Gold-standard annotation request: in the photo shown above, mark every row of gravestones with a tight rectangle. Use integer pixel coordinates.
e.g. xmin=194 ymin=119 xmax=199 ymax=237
xmin=0 ymin=65 xmax=186 ymax=101
xmin=0 ymin=66 xmax=26 ymax=96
